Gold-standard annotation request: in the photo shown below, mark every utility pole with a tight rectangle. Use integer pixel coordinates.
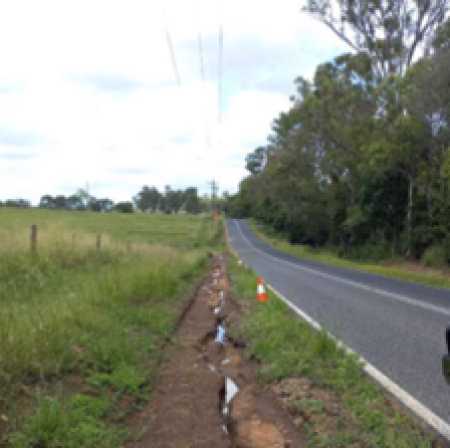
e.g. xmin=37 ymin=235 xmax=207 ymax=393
xmin=207 ymin=179 xmax=219 ymax=215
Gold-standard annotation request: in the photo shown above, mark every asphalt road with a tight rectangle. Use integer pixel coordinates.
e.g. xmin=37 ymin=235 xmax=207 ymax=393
xmin=227 ymin=218 xmax=450 ymax=429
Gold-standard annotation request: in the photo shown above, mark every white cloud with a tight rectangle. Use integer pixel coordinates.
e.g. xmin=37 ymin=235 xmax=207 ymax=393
xmin=0 ymin=0 xmax=347 ymax=203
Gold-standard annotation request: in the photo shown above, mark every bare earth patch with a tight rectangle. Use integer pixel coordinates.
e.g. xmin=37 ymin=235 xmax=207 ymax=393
xmin=381 ymin=260 xmax=449 ymax=278
xmin=126 ymin=255 xmax=302 ymax=447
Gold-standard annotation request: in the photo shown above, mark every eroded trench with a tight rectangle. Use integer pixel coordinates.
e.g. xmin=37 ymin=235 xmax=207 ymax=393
xmin=196 ymin=254 xmax=300 ymax=447
xmin=127 ymin=253 xmax=300 ymax=448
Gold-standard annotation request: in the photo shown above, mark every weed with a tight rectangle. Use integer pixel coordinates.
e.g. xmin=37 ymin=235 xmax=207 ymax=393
xmin=88 ymin=364 xmax=146 ymax=396
xmin=9 ymin=394 xmax=126 ymax=448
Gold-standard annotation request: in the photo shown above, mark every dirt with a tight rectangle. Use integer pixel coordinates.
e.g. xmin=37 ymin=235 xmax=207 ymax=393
xmin=381 ymin=260 xmax=449 ymax=277
xmin=273 ymin=377 xmax=351 ymax=441
xmin=126 ymin=254 xmax=302 ymax=448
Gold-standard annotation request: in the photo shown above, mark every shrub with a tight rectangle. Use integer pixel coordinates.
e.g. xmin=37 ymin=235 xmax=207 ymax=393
xmin=421 ymin=244 xmax=447 ymax=268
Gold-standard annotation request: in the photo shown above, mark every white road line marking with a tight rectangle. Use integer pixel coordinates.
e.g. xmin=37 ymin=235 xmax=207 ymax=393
xmin=266 ymin=283 xmax=450 ymax=441
xmin=227 ymin=219 xmax=450 ymax=440
xmin=232 ymin=220 xmax=450 ymax=317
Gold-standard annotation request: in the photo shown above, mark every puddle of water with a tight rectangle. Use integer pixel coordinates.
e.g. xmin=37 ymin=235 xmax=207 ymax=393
xmin=222 ymin=358 xmax=230 ymax=365
xmin=214 ymin=307 xmax=221 ymax=315
xmin=215 ymin=324 xmax=226 ymax=344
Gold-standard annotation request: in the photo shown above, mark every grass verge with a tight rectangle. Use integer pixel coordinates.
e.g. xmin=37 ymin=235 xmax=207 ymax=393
xmin=0 ymin=212 xmax=223 ymax=446
xmin=228 ymin=255 xmax=439 ymax=447
xmin=248 ymin=219 xmax=450 ymax=290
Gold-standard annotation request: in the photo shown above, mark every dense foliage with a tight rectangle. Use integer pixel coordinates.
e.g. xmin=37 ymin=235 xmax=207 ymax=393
xmin=227 ymin=6 xmax=450 ymax=263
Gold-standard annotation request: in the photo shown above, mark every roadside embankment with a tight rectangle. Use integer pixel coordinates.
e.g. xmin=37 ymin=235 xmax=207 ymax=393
xmin=228 ymin=254 xmax=443 ymax=447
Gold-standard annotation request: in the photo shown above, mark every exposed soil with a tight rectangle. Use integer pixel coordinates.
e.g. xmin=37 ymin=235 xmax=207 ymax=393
xmin=126 ymin=254 xmax=302 ymax=448
xmin=381 ymin=260 xmax=450 ymax=278
xmin=273 ymin=377 xmax=357 ymax=443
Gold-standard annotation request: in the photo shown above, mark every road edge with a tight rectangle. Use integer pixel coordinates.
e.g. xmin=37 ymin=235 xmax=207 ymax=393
xmin=266 ymin=283 xmax=450 ymax=442
xmin=226 ymin=219 xmax=450 ymax=442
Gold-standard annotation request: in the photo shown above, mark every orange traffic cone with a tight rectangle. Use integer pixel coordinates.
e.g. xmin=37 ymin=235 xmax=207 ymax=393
xmin=257 ymin=277 xmax=267 ymax=302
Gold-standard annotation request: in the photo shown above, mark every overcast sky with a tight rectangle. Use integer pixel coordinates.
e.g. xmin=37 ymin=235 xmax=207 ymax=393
xmin=0 ymin=0 xmax=347 ymax=204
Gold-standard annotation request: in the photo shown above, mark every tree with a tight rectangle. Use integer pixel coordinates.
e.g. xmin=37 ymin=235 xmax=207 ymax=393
xmin=54 ymin=195 xmax=68 ymax=209
xmin=226 ymin=45 xmax=441 ymax=259
xmin=245 ymin=147 xmax=267 ymax=175
xmin=98 ymin=198 xmax=115 ymax=212
xmin=402 ymin=37 xmax=450 ymax=255
xmin=39 ymin=195 xmax=54 ymax=208
xmin=67 ymin=195 xmax=84 ymax=210
xmin=303 ymin=0 xmax=449 ymax=79
xmin=76 ymin=188 xmax=92 ymax=210
xmin=184 ymin=187 xmax=201 ymax=214
xmin=167 ymin=190 xmax=185 ymax=213
xmin=434 ymin=17 xmax=450 ymax=49
xmin=90 ymin=198 xmax=115 ymax=212
xmin=115 ymin=201 xmax=134 ymax=213
xmin=5 ymin=199 xmax=31 ymax=208
xmin=133 ymin=186 xmax=161 ymax=212
xmin=18 ymin=199 xmax=31 ymax=208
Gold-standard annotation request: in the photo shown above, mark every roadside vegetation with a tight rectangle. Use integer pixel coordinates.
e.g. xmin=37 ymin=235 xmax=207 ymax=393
xmin=224 ymin=4 xmax=450 ymax=271
xmin=249 ymin=219 xmax=450 ymax=290
xmin=229 ymin=255 xmax=439 ymax=447
xmin=0 ymin=208 xmax=222 ymax=447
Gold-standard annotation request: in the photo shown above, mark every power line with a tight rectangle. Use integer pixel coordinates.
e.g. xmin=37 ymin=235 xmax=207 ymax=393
xmin=215 ymin=0 xmax=224 ymax=167
xmin=218 ymin=0 xmax=223 ymax=126
xmin=197 ymin=0 xmax=212 ymax=151
xmin=162 ymin=4 xmax=181 ymax=86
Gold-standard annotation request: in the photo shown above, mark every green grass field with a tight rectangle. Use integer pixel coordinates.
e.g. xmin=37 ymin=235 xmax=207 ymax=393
xmin=0 ymin=208 xmax=222 ymax=447
xmin=0 ymin=208 xmax=205 ymax=248
xmin=248 ymin=219 xmax=450 ymax=290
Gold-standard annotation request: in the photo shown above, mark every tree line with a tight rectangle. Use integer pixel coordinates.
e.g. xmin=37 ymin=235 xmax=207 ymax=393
xmin=226 ymin=1 xmax=450 ymax=265
xmin=1 ymin=185 xmax=208 ymax=214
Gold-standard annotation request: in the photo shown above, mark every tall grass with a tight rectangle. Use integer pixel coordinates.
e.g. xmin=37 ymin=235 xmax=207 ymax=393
xmin=0 ymin=208 xmax=203 ymax=247
xmin=0 ymin=211 xmax=218 ymax=445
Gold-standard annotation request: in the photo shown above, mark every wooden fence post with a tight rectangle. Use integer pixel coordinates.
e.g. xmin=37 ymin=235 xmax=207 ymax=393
xmin=30 ymin=224 xmax=37 ymax=253
xmin=96 ymin=234 xmax=101 ymax=252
